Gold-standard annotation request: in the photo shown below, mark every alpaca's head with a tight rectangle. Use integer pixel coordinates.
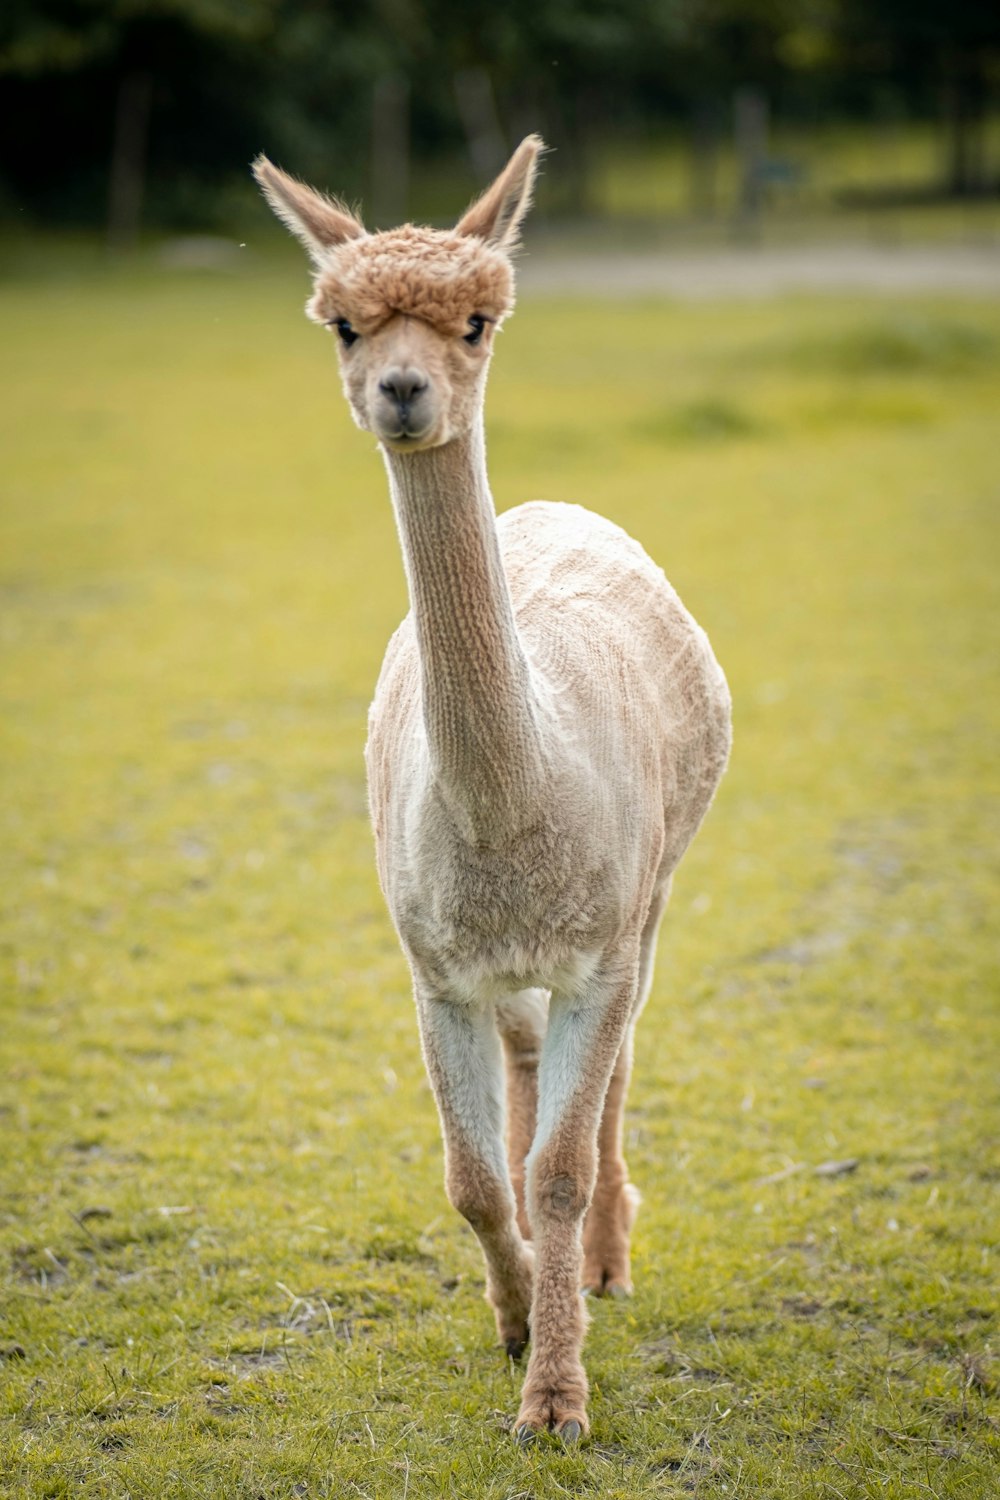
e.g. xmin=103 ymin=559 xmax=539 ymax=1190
xmin=253 ymin=137 xmax=543 ymax=452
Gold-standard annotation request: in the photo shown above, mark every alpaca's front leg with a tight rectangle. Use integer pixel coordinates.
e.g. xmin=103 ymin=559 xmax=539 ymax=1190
xmin=416 ymin=991 xmax=534 ymax=1355
xmin=517 ymin=964 xmax=637 ymax=1441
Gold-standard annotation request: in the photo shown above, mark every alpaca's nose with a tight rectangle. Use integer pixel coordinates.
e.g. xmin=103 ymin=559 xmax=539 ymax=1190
xmin=379 ymin=368 xmax=428 ymax=413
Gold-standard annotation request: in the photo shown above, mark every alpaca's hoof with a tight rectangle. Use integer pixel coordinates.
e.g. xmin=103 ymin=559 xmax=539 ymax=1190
xmin=515 ymin=1381 xmax=589 ymax=1443
xmin=514 ymin=1416 xmax=584 ymax=1446
xmin=505 ymin=1334 xmax=528 ymax=1362
xmin=582 ymin=1274 xmax=632 ymax=1299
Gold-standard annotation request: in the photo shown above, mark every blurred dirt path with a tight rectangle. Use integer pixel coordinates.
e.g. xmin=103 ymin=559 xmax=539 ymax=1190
xmin=519 ymin=242 xmax=1000 ymax=299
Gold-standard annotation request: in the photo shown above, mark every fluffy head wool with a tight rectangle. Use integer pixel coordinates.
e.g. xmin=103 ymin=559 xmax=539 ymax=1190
xmin=307 ymin=225 xmax=516 ymax=336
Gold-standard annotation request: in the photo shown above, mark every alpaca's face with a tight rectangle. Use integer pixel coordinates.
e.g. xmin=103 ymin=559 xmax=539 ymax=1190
xmin=326 ymin=305 xmax=498 ymax=451
xmin=253 ymin=137 xmax=542 ymax=451
xmin=304 ymin=224 xmax=514 ymax=451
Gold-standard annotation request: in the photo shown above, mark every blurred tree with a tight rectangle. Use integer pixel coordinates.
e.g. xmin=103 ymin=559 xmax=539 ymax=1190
xmin=836 ymin=0 xmax=1000 ymax=196
xmin=1 ymin=0 xmax=282 ymax=237
xmin=0 ymin=0 xmax=996 ymax=232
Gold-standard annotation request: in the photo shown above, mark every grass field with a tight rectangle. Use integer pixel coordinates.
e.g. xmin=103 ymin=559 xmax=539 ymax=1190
xmin=1 ymin=246 xmax=998 ymax=1497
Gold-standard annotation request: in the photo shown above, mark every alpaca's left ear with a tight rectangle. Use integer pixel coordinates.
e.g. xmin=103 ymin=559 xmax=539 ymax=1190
xmin=455 ymin=135 xmax=545 ymax=250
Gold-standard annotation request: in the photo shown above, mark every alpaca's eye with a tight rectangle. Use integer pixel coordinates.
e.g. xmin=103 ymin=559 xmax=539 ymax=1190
xmin=328 ymin=318 xmax=358 ymax=348
xmin=464 ymin=314 xmax=488 ymax=346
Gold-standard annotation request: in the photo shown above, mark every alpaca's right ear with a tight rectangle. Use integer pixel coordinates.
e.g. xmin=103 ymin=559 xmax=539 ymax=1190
xmin=252 ymin=156 xmax=365 ymax=264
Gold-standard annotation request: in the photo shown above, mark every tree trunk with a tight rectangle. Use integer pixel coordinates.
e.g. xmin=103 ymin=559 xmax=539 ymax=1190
xmin=454 ymin=67 xmax=507 ymax=180
xmin=371 ymin=73 xmax=410 ymax=228
xmin=943 ymin=48 xmax=987 ymax=198
xmin=689 ymin=101 xmax=720 ymax=220
xmin=107 ymin=70 xmax=152 ymax=251
xmin=734 ymin=85 xmax=768 ymax=231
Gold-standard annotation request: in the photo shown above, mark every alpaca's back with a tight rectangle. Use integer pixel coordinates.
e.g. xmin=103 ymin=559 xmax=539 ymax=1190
xmin=499 ymin=500 xmax=731 ymax=877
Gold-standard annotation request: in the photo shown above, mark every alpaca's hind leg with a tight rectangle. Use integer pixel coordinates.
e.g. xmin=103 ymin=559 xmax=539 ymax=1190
xmin=496 ymin=989 xmax=547 ymax=1242
xmin=516 ymin=960 xmax=638 ymax=1440
xmin=581 ymin=882 xmax=669 ymax=1297
xmin=417 ymin=989 xmax=534 ymax=1357
xmin=581 ymin=1028 xmax=640 ymax=1296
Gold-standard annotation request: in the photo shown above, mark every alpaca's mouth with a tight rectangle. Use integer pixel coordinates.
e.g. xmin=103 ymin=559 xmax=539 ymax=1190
xmin=380 ymin=422 xmax=438 ymax=451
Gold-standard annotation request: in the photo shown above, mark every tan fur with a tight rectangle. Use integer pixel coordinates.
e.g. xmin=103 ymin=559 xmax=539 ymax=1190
xmin=307 ymin=226 xmax=514 ymax=336
xmin=254 ymin=137 xmax=732 ymax=1442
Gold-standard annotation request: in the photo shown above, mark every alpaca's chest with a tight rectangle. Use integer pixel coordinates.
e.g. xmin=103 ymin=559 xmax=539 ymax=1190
xmin=387 ymin=822 xmax=618 ymax=1000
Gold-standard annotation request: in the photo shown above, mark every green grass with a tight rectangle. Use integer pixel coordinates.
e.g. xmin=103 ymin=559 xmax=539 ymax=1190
xmin=1 ymin=246 xmax=998 ymax=1498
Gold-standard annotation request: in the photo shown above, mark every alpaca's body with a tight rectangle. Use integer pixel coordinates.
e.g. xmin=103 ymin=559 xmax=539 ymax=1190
xmin=254 ymin=135 xmax=731 ymax=1441
xmin=369 ymin=490 xmax=730 ymax=1000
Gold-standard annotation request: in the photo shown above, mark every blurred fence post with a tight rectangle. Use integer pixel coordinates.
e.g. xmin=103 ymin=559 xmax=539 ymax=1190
xmin=107 ymin=71 xmax=152 ymax=252
xmin=371 ymin=74 xmax=410 ymax=228
xmin=734 ymin=85 xmax=768 ymax=232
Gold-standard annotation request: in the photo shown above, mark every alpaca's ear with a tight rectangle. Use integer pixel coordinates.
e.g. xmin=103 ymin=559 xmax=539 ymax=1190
xmin=455 ymin=134 xmax=545 ymax=249
xmin=252 ymin=155 xmax=365 ymax=264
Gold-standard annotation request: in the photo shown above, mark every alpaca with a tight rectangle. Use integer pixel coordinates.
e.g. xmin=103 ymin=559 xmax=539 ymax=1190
xmin=253 ymin=136 xmax=731 ymax=1441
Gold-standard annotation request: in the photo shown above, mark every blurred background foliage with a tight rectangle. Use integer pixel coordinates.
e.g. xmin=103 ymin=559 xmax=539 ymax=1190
xmin=1 ymin=0 xmax=998 ymax=243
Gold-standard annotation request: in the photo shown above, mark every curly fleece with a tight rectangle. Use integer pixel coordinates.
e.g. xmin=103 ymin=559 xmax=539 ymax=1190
xmin=307 ymin=225 xmax=515 ymax=335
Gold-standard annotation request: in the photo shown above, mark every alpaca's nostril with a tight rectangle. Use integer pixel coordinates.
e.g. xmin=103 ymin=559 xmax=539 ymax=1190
xmin=379 ymin=369 xmax=428 ymax=407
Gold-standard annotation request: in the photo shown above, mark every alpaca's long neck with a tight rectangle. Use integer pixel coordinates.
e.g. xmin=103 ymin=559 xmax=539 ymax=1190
xmin=383 ymin=419 xmax=546 ymax=842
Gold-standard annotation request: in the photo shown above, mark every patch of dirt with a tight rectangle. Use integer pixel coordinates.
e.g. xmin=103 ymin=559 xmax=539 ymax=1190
xmin=781 ymin=1295 xmax=825 ymax=1318
xmin=739 ymin=818 xmax=915 ymax=978
xmin=10 ymin=1244 xmax=69 ymax=1286
xmin=640 ymin=1337 xmax=733 ymax=1385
